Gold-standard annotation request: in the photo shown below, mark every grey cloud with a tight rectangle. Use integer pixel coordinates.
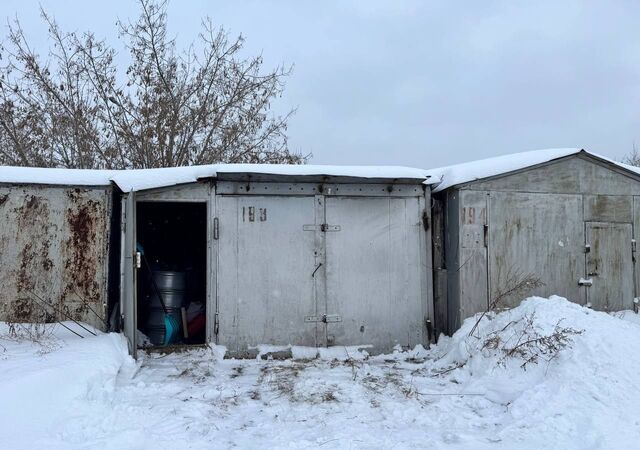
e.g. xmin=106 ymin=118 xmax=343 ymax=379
xmin=2 ymin=0 xmax=639 ymax=167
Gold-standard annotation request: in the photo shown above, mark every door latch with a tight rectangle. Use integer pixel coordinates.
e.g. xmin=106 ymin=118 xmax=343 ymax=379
xmin=319 ymin=224 xmax=341 ymax=232
xmin=304 ymin=314 xmax=342 ymax=323
xmin=303 ymin=224 xmax=341 ymax=232
xmin=578 ymin=277 xmax=593 ymax=286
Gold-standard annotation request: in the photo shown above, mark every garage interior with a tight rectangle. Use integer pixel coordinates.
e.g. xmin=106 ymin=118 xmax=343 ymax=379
xmin=136 ymin=202 xmax=207 ymax=347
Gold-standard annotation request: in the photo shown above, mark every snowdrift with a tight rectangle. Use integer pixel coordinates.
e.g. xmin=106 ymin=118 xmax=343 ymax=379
xmin=427 ymin=296 xmax=640 ymax=448
xmin=0 ymin=325 xmax=133 ymax=449
xmin=1 ymin=297 xmax=640 ymax=449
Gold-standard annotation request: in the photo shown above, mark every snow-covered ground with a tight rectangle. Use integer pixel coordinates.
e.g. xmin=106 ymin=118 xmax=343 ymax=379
xmin=2 ymin=296 xmax=640 ymax=449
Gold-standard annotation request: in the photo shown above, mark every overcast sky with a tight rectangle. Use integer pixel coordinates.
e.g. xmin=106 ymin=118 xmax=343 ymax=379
xmin=2 ymin=1 xmax=639 ymax=168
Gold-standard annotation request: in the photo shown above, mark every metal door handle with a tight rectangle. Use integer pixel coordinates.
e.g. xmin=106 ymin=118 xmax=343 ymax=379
xmin=578 ymin=278 xmax=593 ymax=286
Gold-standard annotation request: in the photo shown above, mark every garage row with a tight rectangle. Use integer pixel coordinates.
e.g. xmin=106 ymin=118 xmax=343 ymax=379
xmin=1 ymin=149 xmax=639 ymax=356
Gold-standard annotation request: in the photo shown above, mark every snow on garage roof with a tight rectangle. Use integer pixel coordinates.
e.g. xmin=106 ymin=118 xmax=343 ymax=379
xmin=423 ymin=148 xmax=640 ymax=192
xmin=0 ymin=164 xmax=430 ymax=192
xmin=0 ymin=166 xmax=115 ymax=187
xmin=0 ymin=148 xmax=636 ymax=192
xmin=112 ymin=164 xmax=431 ymax=191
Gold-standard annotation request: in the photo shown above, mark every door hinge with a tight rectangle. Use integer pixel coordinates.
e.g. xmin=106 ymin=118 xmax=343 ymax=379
xmin=304 ymin=314 xmax=342 ymax=323
xmin=585 ymin=244 xmax=591 ymax=253
xmin=135 ymin=251 xmax=141 ymax=269
xmin=483 ymin=224 xmax=488 ymax=248
xmin=321 ymin=224 xmax=341 ymax=232
xmin=214 ymin=312 xmax=219 ymax=335
xmin=213 ymin=217 xmax=219 ymax=240
xmin=303 ymin=224 xmax=341 ymax=232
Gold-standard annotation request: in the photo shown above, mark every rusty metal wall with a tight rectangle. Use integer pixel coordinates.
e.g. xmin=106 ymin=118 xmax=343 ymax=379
xmin=0 ymin=185 xmax=112 ymax=329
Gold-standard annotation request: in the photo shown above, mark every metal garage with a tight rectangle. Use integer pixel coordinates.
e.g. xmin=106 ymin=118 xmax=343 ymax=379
xmin=9 ymin=148 xmax=635 ymax=350
xmin=430 ymin=148 xmax=640 ymax=335
xmin=118 ymin=166 xmax=433 ymax=357
xmin=0 ymin=180 xmax=115 ymax=330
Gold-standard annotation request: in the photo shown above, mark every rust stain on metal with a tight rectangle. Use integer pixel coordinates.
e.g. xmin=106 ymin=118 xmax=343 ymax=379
xmin=63 ymin=189 xmax=103 ymax=312
xmin=0 ymin=194 xmax=7 ymax=261
xmin=14 ymin=194 xmax=53 ymax=294
xmin=17 ymin=242 xmax=36 ymax=292
xmin=0 ymin=186 xmax=110 ymax=328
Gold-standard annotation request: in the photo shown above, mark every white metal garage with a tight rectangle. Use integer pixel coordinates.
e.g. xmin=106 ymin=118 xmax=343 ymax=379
xmin=117 ymin=166 xmax=433 ymax=357
xmin=214 ymin=179 xmax=431 ymax=355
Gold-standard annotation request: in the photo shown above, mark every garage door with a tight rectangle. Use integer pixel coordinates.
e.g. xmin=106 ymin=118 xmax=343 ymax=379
xmin=216 ymin=195 xmax=319 ymax=353
xmin=488 ymin=192 xmax=585 ymax=307
xmin=324 ymin=196 xmax=425 ymax=351
xmin=585 ymin=222 xmax=634 ymax=311
xmin=216 ymin=190 xmax=428 ymax=354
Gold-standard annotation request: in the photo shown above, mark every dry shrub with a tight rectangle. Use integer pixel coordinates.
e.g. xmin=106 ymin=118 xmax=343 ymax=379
xmin=1 ymin=297 xmax=61 ymax=353
xmin=464 ymin=268 xmax=582 ymax=370
xmin=482 ymin=313 xmax=583 ymax=370
xmin=469 ymin=268 xmax=544 ymax=337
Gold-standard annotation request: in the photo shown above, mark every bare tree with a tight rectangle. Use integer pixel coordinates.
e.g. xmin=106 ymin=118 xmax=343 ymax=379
xmin=622 ymin=143 xmax=640 ymax=167
xmin=0 ymin=0 xmax=304 ymax=169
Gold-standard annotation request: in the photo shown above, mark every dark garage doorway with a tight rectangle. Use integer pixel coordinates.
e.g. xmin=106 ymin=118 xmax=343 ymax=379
xmin=136 ymin=202 xmax=207 ymax=347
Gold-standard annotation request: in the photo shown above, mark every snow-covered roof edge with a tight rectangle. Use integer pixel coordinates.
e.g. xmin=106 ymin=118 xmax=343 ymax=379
xmin=113 ymin=164 xmax=431 ymax=192
xmin=1 ymin=148 xmax=637 ymax=193
xmin=0 ymin=164 xmax=431 ymax=192
xmin=425 ymin=148 xmax=640 ymax=193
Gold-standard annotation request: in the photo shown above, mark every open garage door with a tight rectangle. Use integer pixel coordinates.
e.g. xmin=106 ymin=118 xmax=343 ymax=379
xmin=120 ymin=192 xmax=137 ymax=357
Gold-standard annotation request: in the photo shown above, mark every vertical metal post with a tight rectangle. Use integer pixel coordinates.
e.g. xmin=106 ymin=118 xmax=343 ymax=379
xmin=485 ymin=192 xmax=491 ymax=309
xmin=313 ymin=193 xmax=327 ymax=347
xmin=419 ymin=187 xmax=434 ymax=344
xmin=207 ymin=181 xmax=218 ymax=344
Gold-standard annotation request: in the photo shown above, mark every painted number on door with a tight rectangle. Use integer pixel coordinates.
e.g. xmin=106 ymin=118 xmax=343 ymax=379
xmin=242 ymin=206 xmax=267 ymax=222
xmin=462 ymin=206 xmax=486 ymax=224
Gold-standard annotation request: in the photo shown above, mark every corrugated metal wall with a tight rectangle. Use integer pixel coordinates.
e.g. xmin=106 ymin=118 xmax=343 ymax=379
xmin=0 ymin=185 xmax=112 ymax=329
